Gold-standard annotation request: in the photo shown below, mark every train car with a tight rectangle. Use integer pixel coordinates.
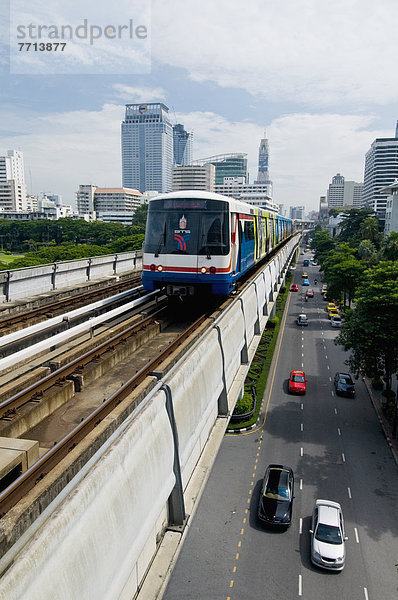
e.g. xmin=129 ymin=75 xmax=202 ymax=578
xmin=142 ymin=191 xmax=292 ymax=297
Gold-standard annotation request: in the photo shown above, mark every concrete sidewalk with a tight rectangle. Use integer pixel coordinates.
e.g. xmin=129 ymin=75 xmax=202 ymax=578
xmin=363 ymin=377 xmax=398 ymax=466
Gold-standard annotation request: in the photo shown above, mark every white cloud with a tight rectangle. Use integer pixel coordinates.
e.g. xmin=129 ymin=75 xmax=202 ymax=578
xmin=112 ymin=84 xmax=166 ymax=102
xmin=175 ymin=110 xmax=389 ymax=210
xmin=152 ymin=0 xmax=398 ymax=107
xmin=0 ymin=104 xmax=124 ymax=203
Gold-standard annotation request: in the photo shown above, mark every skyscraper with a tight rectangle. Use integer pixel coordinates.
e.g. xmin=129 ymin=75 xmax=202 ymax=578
xmin=255 ymin=134 xmax=273 ymax=197
xmin=363 ymin=122 xmax=398 ymax=221
xmin=0 ymin=149 xmax=27 ymax=211
xmin=173 ymin=124 xmax=193 ymax=166
xmin=121 ymin=103 xmax=174 ymax=194
xmin=327 ymin=173 xmax=363 ymax=208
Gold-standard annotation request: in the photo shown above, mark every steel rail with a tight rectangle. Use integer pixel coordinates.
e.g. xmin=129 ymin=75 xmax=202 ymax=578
xmin=0 ymin=312 xmax=209 ymax=517
xmin=0 ymin=274 xmax=142 ymax=332
xmin=0 ymin=305 xmax=166 ymax=420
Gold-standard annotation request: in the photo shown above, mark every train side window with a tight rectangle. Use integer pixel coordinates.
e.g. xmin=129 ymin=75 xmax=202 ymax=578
xmin=244 ymin=220 xmax=254 ymax=241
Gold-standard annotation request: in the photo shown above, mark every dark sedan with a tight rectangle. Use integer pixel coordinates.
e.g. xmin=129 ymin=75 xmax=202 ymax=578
xmin=258 ymin=465 xmax=294 ymax=528
xmin=334 ymin=372 xmax=356 ymax=397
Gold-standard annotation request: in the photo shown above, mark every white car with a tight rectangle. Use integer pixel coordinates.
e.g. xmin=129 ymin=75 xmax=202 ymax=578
xmin=331 ymin=315 xmax=342 ymax=328
xmin=309 ymin=499 xmax=347 ymax=571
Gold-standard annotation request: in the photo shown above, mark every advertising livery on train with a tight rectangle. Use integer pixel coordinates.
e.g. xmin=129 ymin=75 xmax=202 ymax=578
xmin=142 ymin=191 xmax=293 ymax=297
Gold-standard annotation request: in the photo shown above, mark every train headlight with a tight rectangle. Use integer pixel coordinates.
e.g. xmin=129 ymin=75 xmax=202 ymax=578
xmin=209 ymin=267 xmax=216 ymax=274
xmin=157 ymin=265 xmax=163 ymax=271
xmin=200 ymin=267 xmax=207 ymax=274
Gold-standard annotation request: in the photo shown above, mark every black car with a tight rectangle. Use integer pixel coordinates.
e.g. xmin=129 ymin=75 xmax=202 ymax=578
xmin=258 ymin=464 xmax=294 ymax=528
xmin=334 ymin=372 xmax=356 ymax=397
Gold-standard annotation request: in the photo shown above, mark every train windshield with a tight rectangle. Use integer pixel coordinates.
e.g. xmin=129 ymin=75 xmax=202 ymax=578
xmin=144 ymin=199 xmax=229 ymax=256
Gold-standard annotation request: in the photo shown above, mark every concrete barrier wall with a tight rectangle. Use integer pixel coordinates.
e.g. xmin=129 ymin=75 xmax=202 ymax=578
xmin=0 ymin=390 xmax=176 ymax=600
xmin=216 ymin=301 xmax=246 ymax=390
xmin=0 ymin=251 xmax=142 ymax=302
xmin=0 ymin=235 xmax=301 ymax=599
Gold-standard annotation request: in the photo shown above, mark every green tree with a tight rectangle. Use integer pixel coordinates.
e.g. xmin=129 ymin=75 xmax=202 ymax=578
xmin=357 ymin=239 xmax=378 ymax=267
xmin=359 ymin=216 xmax=382 ymax=249
xmin=131 ymin=204 xmax=148 ymax=231
xmin=381 ymin=231 xmax=398 ymax=261
xmin=337 ymin=208 xmax=375 ymax=246
xmin=311 ymin=229 xmax=335 ymax=267
xmin=336 ymin=262 xmax=398 ymax=397
xmin=322 ymin=244 xmax=364 ymax=307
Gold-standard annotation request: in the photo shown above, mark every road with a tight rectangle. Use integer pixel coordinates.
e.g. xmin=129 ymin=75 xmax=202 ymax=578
xmin=162 ymin=259 xmax=398 ymax=600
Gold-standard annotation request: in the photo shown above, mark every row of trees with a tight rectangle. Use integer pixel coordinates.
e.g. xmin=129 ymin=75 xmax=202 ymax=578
xmin=310 ymin=209 xmax=398 ymax=435
xmin=0 ymin=205 xmax=149 ymax=270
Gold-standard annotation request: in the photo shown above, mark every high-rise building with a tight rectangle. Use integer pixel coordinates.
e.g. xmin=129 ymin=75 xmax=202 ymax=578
xmin=363 ymin=122 xmax=398 ymax=222
xmin=290 ymin=206 xmax=305 ymax=220
xmin=76 ymin=184 xmax=97 ymax=217
xmin=0 ymin=150 xmax=27 ymax=211
xmin=254 ymin=134 xmax=273 ymax=197
xmin=173 ymin=124 xmax=193 ymax=166
xmin=327 ymin=173 xmax=363 ymax=208
xmin=0 ymin=150 xmax=25 ymax=184
xmin=94 ymin=187 xmax=143 ymax=225
xmin=121 ymin=103 xmax=173 ymax=194
xmin=193 ymin=153 xmax=248 ymax=185
xmin=172 ymin=164 xmax=215 ymax=191
xmin=214 ymin=177 xmax=278 ymax=212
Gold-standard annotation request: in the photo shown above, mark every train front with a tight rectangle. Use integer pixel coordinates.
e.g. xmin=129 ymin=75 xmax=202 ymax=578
xmin=142 ymin=193 xmax=234 ymax=297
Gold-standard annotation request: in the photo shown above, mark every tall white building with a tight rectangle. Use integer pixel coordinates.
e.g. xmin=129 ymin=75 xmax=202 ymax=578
xmin=94 ymin=187 xmax=143 ymax=225
xmin=327 ymin=173 xmax=363 ymax=208
xmin=76 ymin=184 xmax=97 ymax=217
xmin=363 ymin=122 xmax=398 ymax=221
xmin=214 ymin=177 xmax=278 ymax=213
xmin=172 ymin=164 xmax=215 ymax=191
xmin=380 ymin=179 xmax=398 ymax=234
xmin=0 ymin=150 xmax=27 ymax=211
xmin=121 ymin=103 xmax=174 ymax=194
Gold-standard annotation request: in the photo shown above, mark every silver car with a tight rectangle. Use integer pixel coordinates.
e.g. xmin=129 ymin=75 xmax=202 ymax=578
xmin=309 ymin=499 xmax=347 ymax=571
xmin=331 ymin=315 xmax=342 ymax=328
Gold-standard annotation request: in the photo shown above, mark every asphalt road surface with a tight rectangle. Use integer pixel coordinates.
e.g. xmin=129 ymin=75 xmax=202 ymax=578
xmin=162 ymin=260 xmax=398 ymax=600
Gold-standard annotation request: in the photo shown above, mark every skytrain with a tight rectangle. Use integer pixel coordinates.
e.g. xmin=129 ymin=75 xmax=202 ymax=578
xmin=142 ymin=191 xmax=293 ymax=297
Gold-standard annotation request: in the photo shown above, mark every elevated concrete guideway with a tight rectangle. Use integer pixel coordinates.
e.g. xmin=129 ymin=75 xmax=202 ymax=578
xmin=0 ymin=235 xmax=301 ymax=600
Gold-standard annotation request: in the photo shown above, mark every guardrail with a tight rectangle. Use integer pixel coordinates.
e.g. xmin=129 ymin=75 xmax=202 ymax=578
xmin=0 ymin=250 xmax=143 ymax=302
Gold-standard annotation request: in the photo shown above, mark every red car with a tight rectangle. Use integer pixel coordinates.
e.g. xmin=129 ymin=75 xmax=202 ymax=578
xmin=289 ymin=370 xmax=307 ymax=394
xmin=290 ymin=284 xmax=299 ymax=292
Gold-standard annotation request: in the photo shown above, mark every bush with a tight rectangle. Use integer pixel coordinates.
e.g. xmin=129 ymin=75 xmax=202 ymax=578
xmin=267 ymin=317 xmax=278 ymax=329
xmin=234 ymin=391 xmax=254 ymax=415
xmin=372 ymin=378 xmax=384 ymax=390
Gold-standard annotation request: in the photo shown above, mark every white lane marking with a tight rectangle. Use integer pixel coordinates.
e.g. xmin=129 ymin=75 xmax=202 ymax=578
xmin=329 ymin=376 xmax=332 ymax=382
xmin=302 ymin=344 xmax=304 ymax=348
xmin=301 ymin=403 xmax=304 ymax=410
xmin=299 ymin=517 xmax=303 ymax=534
xmin=331 ymin=391 xmax=334 ymax=397
xmin=301 ymin=352 xmax=304 ymax=357
xmin=327 ymin=365 xmax=330 ymax=370
xmin=363 ymin=587 xmax=369 ymax=600
xmin=354 ymin=527 xmax=359 ymax=543
xmin=337 ymin=427 xmax=341 ymax=436
xmin=334 ymin=408 xmax=338 ymax=415
xmin=348 ymin=487 xmax=352 ymax=499
xmin=300 ymin=478 xmax=303 ymax=490
xmin=342 ymin=453 xmax=346 ymax=462
xmin=325 ymin=355 xmax=328 ymax=359
xmin=300 ymin=447 xmax=303 ymax=456
xmin=298 ymin=574 xmax=302 ymax=596
xmin=301 ymin=423 xmax=303 ymax=431
xmin=301 ymin=362 xmax=304 ymax=368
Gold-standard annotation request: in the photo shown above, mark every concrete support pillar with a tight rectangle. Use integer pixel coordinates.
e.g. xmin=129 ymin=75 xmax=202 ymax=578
xmin=214 ymin=325 xmax=228 ymax=416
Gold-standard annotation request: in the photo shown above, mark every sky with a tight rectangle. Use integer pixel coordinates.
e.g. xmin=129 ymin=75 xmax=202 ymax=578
xmin=1 ymin=0 xmax=398 ymax=214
